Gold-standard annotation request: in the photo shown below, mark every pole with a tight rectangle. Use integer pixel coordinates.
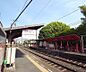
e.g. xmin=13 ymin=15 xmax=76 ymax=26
xmin=81 ymin=35 xmax=84 ymax=53
xmin=10 ymin=0 xmax=33 ymax=28
xmin=36 ymin=30 xmax=37 ymax=40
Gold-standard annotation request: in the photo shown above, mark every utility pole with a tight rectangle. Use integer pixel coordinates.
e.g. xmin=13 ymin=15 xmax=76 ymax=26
xmin=5 ymin=0 xmax=33 ymax=70
xmin=10 ymin=0 xmax=33 ymax=29
xmin=9 ymin=0 xmax=33 ymax=42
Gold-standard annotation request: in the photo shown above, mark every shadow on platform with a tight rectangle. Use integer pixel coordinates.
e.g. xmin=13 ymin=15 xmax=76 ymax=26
xmin=16 ymin=49 xmax=25 ymax=58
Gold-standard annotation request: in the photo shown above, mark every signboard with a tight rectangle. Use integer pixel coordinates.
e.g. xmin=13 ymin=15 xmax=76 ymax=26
xmin=22 ymin=29 xmax=37 ymax=40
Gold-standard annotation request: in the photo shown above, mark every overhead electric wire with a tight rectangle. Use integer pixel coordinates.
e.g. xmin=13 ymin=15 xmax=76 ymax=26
xmin=67 ymin=0 xmax=86 ymax=27
xmin=57 ymin=9 xmax=79 ymax=20
xmin=32 ymin=0 xmax=81 ymax=23
xmin=57 ymin=0 xmax=86 ymax=20
xmin=69 ymin=20 xmax=81 ymax=25
xmin=21 ymin=0 xmax=29 ymax=10
xmin=10 ymin=0 xmax=33 ymax=29
xmin=32 ymin=0 xmax=52 ymax=22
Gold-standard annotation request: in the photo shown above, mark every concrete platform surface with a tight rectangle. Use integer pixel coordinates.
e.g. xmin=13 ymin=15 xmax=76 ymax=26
xmin=15 ymin=49 xmax=41 ymax=72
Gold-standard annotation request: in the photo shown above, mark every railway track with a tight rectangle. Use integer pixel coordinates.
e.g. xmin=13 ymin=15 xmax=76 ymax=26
xmin=37 ymin=51 xmax=86 ymax=69
xmin=20 ymin=46 xmax=86 ymax=72
xmin=22 ymin=48 xmax=72 ymax=72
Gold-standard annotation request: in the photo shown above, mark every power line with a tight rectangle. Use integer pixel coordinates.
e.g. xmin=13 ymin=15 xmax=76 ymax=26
xmin=21 ymin=0 xmax=29 ymax=10
xmin=69 ymin=20 xmax=81 ymax=28
xmin=10 ymin=0 xmax=33 ymax=28
xmin=69 ymin=20 xmax=81 ymax=25
xmin=56 ymin=0 xmax=86 ymax=22
xmin=32 ymin=0 xmax=80 ymax=23
xmin=31 ymin=0 xmax=52 ymax=22
xmin=57 ymin=9 xmax=79 ymax=20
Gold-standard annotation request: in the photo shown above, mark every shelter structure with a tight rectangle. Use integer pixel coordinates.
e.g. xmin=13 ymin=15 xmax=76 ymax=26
xmin=4 ymin=24 xmax=44 ymax=42
xmin=38 ymin=34 xmax=81 ymax=52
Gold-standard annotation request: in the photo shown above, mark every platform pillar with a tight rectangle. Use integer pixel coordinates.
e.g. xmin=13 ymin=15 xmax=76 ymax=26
xmin=76 ymin=42 xmax=79 ymax=52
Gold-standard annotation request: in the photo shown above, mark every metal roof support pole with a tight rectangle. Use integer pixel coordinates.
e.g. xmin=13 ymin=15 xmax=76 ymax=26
xmin=67 ymin=41 xmax=70 ymax=51
xmin=55 ymin=42 xmax=58 ymax=50
xmin=36 ymin=30 xmax=37 ymax=40
xmin=76 ymin=41 xmax=79 ymax=52
xmin=81 ymin=35 xmax=85 ymax=53
xmin=60 ymin=41 xmax=63 ymax=50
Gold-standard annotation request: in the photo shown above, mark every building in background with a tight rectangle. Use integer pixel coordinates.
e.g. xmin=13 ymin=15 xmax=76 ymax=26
xmin=22 ymin=29 xmax=40 ymax=40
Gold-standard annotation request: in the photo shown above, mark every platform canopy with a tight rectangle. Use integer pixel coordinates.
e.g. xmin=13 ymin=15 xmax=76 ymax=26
xmin=42 ymin=34 xmax=80 ymax=42
xmin=4 ymin=24 xmax=44 ymax=40
xmin=64 ymin=34 xmax=80 ymax=41
xmin=53 ymin=34 xmax=80 ymax=41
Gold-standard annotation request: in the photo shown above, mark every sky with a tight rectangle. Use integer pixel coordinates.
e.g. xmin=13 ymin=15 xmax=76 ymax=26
xmin=0 ymin=0 xmax=86 ymax=28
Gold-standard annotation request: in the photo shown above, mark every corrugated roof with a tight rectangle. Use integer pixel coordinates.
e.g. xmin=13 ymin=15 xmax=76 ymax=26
xmin=4 ymin=24 xmax=44 ymax=40
xmin=4 ymin=24 xmax=44 ymax=31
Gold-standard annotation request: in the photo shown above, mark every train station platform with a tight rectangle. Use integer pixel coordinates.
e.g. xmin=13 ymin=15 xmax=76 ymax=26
xmin=15 ymin=49 xmax=41 ymax=72
xmin=4 ymin=48 xmax=42 ymax=72
xmin=4 ymin=47 xmax=62 ymax=72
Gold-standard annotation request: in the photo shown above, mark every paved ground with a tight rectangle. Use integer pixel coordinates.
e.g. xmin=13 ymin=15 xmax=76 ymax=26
xmin=4 ymin=47 xmax=62 ymax=72
xmin=15 ymin=49 xmax=41 ymax=72
xmin=15 ymin=48 xmax=62 ymax=72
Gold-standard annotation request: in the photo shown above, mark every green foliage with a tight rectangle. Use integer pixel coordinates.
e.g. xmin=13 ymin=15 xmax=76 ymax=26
xmin=38 ymin=5 xmax=86 ymax=39
xmin=79 ymin=5 xmax=86 ymax=17
xmin=76 ymin=5 xmax=86 ymax=35
xmin=39 ymin=21 xmax=70 ymax=39
xmin=76 ymin=23 xmax=86 ymax=35
xmin=80 ymin=5 xmax=86 ymax=11
xmin=59 ymin=28 xmax=77 ymax=36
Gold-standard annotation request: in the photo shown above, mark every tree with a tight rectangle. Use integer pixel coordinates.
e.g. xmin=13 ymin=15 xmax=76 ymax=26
xmin=59 ymin=28 xmax=77 ymax=36
xmin=38 ymin=21 xmax=70 ymax=39
xmin=76 ymin=5 xmax=86 ymax=35
xmin=79 ymin=5 xmax=86 ymax=17
xmin=76 ymin=23 xmax=86 ymax=35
